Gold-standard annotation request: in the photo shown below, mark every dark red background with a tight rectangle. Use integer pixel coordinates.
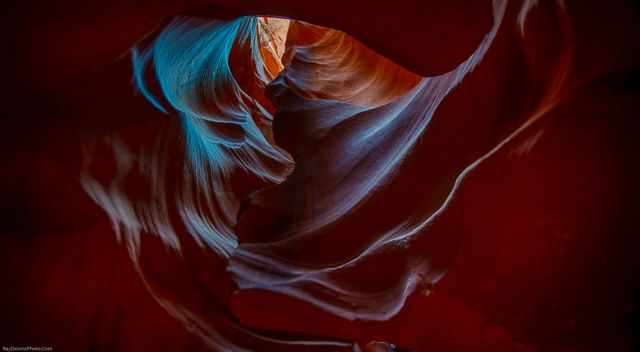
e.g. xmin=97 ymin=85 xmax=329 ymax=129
xmin=2 ymin=1 xmax=640 ymax=351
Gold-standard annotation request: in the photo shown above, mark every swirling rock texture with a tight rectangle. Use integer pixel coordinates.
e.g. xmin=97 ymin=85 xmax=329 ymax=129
xmin=2 ymin=0 xmax=640 ymax=351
